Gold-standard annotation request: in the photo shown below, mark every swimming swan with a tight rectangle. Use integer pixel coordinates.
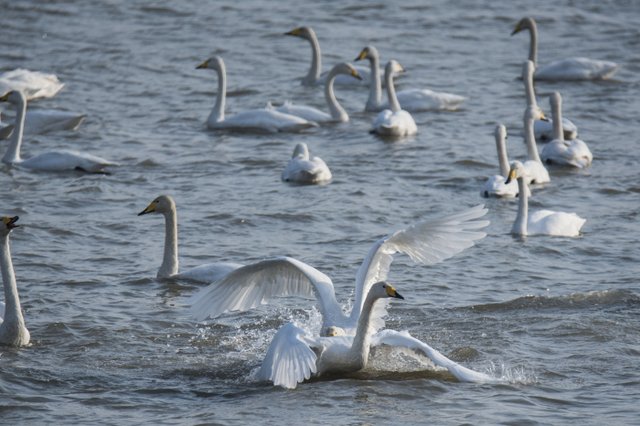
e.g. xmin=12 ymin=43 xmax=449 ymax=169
xmin=281 ymin=143 xmax=332 ymax=184
xmin=481 ymin=124 xmax=521 ymax=198
xmin=522 ymin=103 xmax=550 ymax=185
xmin=0 ymin=68 xmax=64 ymax=100
xmin=512 ymin=17 xmax=619 ymax=81
xmin=371 ymin=60 xmax=418 ymax=137
xmin=138 ymin=195 xmax=242 ymax=283
xmin=0 ymin=91 xmax=115 ymax=173
xmin=505 ymin=161 xmax=586 ymax=237
xmin=0 ymin=216 xmax=30 ymax=347
xmin=268 ymin=63 xmax=362 ymax=123
xmin=541 ymin=92 xmax=593 ymax=168
xmin=196 ymin=56 xmax=318 ymax=133
xmin=355 ymin=45 xmax=465 ymax=112
xmin=189 ymin=204 xmax=488 ymax=336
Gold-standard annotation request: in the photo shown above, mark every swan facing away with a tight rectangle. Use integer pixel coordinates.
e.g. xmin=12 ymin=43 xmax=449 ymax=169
xmin=355 ymin=45 xmax=465 ymax=112
xmin=268 ymin=62 xmax=362 ymax=123
xmin=541 ymin=92 xmax=593 ymax=168
xmin=481 ymin=124 xmax=521 ymax=198
xmin=0 ymin=91 xmax=115 ymax=173
xmin=371 ymin=60 xmax=417 ymax=137
xmin=512 ymin=17 xmax=619 ymax=81
xmin=505 ymin=161 xmax=586 ymax=237
xmin=138 ymin=195 xmax=242 ymax=283
xmin=0 ymin=68 xmax=64 ymax=100
xmin=0 ymin=216 xmax=30 ymax=347
xmin=522 ymin=104 xmax=551 ymax=186
xmin=196 ymin=56 xmax=318 ymax=133
xmin=281 ymin=143 xmax=332 ymax=185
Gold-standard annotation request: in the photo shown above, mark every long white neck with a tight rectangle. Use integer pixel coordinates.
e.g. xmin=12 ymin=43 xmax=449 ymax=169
xmin=385 ymin=70 xmax=401 ymax=112
xmin=158 ymin=207 xmax=179 ymax=278
xmin=3 ymin=95 xmax=25 ymax=164
xmin=207 ymin=62 xmax=226 ymax=124
xmin=365 ymin=50 xmax=382 ymax=111
xmin=526 ymin=21 xmax=538 ymax=65
xmin=348 ymin=291 xmax=381 ymax=370
xmin=496 ymin=133 xmax=510 ymax=178
xmin=524 ymin=115 xmax=542 ymax=163
xmin=524 ymin=64 xmax=538 ymax=110
xmin=324 ymin=69 xmax=349 ymax=122
xmin=512 ymin=176 xmax=529 ymax=236
xmin=551 ymin=94 xmax=564 ymax=142
xmin=0 ymin=233 xmax=28 ymax=345
xmin=303 ymin=30 xmax=321 ymax=86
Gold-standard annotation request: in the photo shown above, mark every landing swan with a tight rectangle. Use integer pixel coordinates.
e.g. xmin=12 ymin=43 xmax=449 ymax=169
xmin=258 ymin=282 xmax=495 ymax=389
xmin=0 ymin=108 xmax=86 ymax=139
xmin=268 ymin=62 xmax=362 ymax=123
xmin=190 ymin=204 xmax=488 ymax=336
xmin=281 ymin=143 xmax=332 ymax=184
xmin=371 ymin=60 xmax=418 ymax=137
xmin=0 ymin=91 xmax=116 ymax=173
xmin=355 ymin=45 xmax=465 ymax=112
xmin=512 ymin=17 xmax=619 ymax=81
xmin=0 ymin=68 xmax=64 ymax=100
xmin=521 ymin=60 xmax=577 ymax=141
xmin=138 ymin=195 xmax=242 ymax=283
xmin=0 ymin=216 xmax=30 ymax=347
xmin=505 ymin=161 xmax=586 ymax=237
xmin=196 ymin=56 xmax=318 ymax=133
xmin=541 ymin=92 xmax=593 ymax=168
xmin=522 ymin=103 xmax=551 ymax=185
xmin=481 ymin=124 xmax=520 ymax=198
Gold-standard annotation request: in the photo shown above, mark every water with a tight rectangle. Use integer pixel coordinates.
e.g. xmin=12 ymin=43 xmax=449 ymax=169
xmin=1 ymin=0 xmax=639 ymax=424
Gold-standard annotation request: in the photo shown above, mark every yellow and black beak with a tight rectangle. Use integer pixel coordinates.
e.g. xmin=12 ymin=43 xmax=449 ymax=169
xmin=138 ymin=201 xmax=157 ymax=216
xmin=351 ymin=69 xmax=363 ymax=80
xmin=385 ymin=283 xmax=405 ymax=300
xmin=0 ymin=92 xmax=11 ymax=102
xmin=2 ymin=216 xmax=19 ymax=229
xmin=354 ymin=48 xmax=368 ymax=62
xmin=504 ymin=167 xmax=517 ymax=185
xmin=196 ymin=59 xmax=210 ymax=70
xmin=511 ymin=23 xmax=522 ymax=36
xmin=284 ymin=27 xmax=302 ymax=37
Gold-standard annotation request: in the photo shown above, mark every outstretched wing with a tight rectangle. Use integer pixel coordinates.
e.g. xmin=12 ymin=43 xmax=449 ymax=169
xmin=372 ymin=329 xmax=497 ymax=383
xmin=189 ymin=256 xmax=343 ymax=323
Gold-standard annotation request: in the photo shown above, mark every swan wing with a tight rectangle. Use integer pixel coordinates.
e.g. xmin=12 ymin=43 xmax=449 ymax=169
xmin=21 ymin=150 xmax=116 ymax=172
xmin=219 ymin=109 xmax=318 ymax=133
xmin=282 ymin=157 xmax=332 ymax=184
xmin=273 ymin=102 xmax=332 ymax=123
xmin=395 ymin=89 xmax=466 ymax=112
xmin=535 ymin=57 xmax=619 ymax=81
xmin=541 ymin=139 xmax=592 ymax=168
xmin=529 ymin=210 xmax=585 ymax=237
xmin=373 ymin=110 xmax=417 ymax=136
xmin=481 ymin=175 xmax=519 ymax=198
xmin=533 ymin=117 xmax=578 ymax=142
xmin=176 ymin=261 xmax=243 ymax=284
xmin=23 ymin=109 xmax=86 ymax=134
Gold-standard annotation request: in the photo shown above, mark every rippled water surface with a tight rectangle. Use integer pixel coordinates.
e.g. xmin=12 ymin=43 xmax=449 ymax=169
xmin=1 ymin=0 xmax=639 ymax=424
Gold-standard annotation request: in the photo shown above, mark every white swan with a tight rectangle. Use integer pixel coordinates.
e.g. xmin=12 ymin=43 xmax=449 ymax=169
xmin=196 ymin=56 xmax=318 ymax=133
xmin=0 ymin=108 xmax=86 ymax=140
xmin=284 ymin=26 xmax=372 ymax=86
xmin=138 ymin=195 xmax=242 ymax=283
xmin=541 ymin=92 xmax=593 ymax=168
xmin=258 ymin=282 xmax=495 ymax=389
xmin=522 ymin=104 xmax=551 ymax=185
xmin=0 ymin=68 xmax=64 ymax=100
xmin=0 ymin=216 xmax=30 ymax=347
xmin=281 ymin=143 xmax=332 ymax=184
xmin=190 ymin=204 xmax=488 ymax=336
xmin=372 ymin=60 xmax=418 ymax=137
xmin=521 ymin=60 xmax=577 ymax=141
xmin=481 ymin=124 xmax=521 ymax=198
xmin=355 ymin=45 xmax=466 ymax=112
xmin=0 ymin=91 xmax=116 ymax=173
xmin=512 ymin=17 xmax=619 ymax=81
xmin=268 ymin=62 xmax=362 ymax=123
xmin=505 ymin=161 xmax=586 ymax=237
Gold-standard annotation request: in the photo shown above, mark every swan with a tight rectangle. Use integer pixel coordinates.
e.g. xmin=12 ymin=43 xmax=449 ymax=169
xmin=541 ymin=92 xmax=593 ymax=168
xmin=355 ymin=45 xmax=466 ymax=112
xmin=0 ymin=216 xmax=30 ymax=347
xmin=196 ymin=56 xmax=318 ymax=133
xmin=281 ymin=143 xmax=332 ymax=184
xmin=371 ymin=60 xmax=418 ymax=137
xmin=0 ymin=68 xmax=64 ymax=100
xmin=0 ymin=91 xmax=116 ymax=173
xmin=505 ymin=161 xmax=586 ymax=237
xmin=521 ymin=60 xmax=577 ymax=141
xmin=512 ymin=17 xmax=619 ymax=81
xmin=268 ymin=62 xmax=362 ymax=123
xmin=522 ymin=103 xmax=551 ymax=185
xmin=190 ymin=204 xmax=489 ymax=336
xmin=481 ymin=124 xmax=521 ymax=198
xmin=138 ymin=195 xmax=242 ymax=283
xmin=0 ymin=108 xmax=85 ymax=139
xmin=258 ymin=282 xmax=495 ymax=389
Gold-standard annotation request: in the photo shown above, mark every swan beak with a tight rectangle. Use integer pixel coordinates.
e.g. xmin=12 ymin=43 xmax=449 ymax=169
xmin=196 ymin=59 xmax=210 ymax=70
xmin=0 ymin=92 xmax=10 ymax=102
xmin=386 ymin=284 xmax=405 ymax=300
xmin=351 ymin=69 xmax=363 ymax=80
xmin=2 ymin=216 xmax=19 ymax=229
xmin=284 ymin=28 xmax=302 ymax=36
xmin=138 ymin=202 xmax=156 ymax=216
xmin=511 ymin=22 xmax=522 ymax=36
xmin=505 ymin=168 xmax=517 ymax=184
xmin=354 ymin=49 xmax=368 ymax=62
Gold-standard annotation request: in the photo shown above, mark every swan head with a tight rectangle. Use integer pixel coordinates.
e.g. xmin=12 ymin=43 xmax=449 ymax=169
xmin=385 ymin=60 xmax=405 ymax=79
xmin=524 ymin=104 xmax=543 ymax=122
xmin=326 ymin=326 xmax=346 ymax=337
xmin=291 ymin=143 xmax=310 ymax=160
xmin=0 ymin=216 xmax=19 ymax=235
xmin=504 ymin=161 xmax=526 ymax=184
xmin=494 ymin=124 xmax=507 ymax=142
xmin=284 ymin=26 xmax=315 ymax=41
xmin=138 ymin=195 xmax=176 ymax=216
xmin=0 ymin=90 xmax=26 ymax=105
xmin=511 ymin=17 xmax=536 ymax=36
xmin=330 ymin=62 xmax=362 ymax=81
xmin=371 ymin=281 xmax=405 ymax=301
xmin=549 ymin=91 xmax=562 ymax=115
xmin=196 ymin=56 xmax=224 ymax=72
xmin=354 ymin=45 xmax=379 ymax=63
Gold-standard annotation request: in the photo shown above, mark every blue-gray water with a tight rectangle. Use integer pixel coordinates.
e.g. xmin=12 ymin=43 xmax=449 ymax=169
xmin=1 ymin=0 xmax=639 ymax=424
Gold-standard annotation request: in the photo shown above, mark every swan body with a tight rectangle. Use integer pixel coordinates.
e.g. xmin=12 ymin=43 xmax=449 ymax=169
xmin=0 ymin=109 xmax=86 ymax=139
xmin=0 ymin=91 xmax=115 ymax=173
xmin=372 ymin=60 xmax=417 ymax=137
xmin=190 ymin=205 xmax=489 ymax=336
xmin=281 ymin=143 xmax=332 ymax=184
xmin=269 ymin=62 xmax=362 ymax=123
xmin=512 ymin=17 xmax=619 ymax=81
xmin=196 ymin=56 xmax=318 ymax=133
xmin=541 ymin=92 xmax=593 ymax=168
xmin=0 ymin=68 xmax=64 ymax=100
xmin=522 ymin=102 xmax=550 ymax=185
xmin=138 ymin=195 xmax=243 ymax=283
xmin=505 ymin=161 xmax=586 ymax=236
xmin=355 ymin=46 xmax=465 ymax=112
xmin=0 ymin=216 xmax=30 ymax=347
xmin=481 ymin=124 xmax=521 ymax=198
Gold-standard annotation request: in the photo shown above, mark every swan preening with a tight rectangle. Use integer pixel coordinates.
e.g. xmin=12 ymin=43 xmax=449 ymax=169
xmin=196 ymin=56 xmax=318 ymax=133
xmin=281 ymin=143 xmax=332 ymax=184
xmin=355 ymin=45 xmax=465 ymax=112
xmin=268 ymin=62 xmax=362 ymax=123
xmin=541 ymin=92 xmax=593 ymax=168
xmin=512 ymin=17 xmax=619 ymax=81
xmin=0 ymin=216 xmax=30 ymax=347
xmin=138 ymin=195 xmax=242 ymax=283
xmin=481 ymin=124 xmax=521 ymax=198
xmin=0 ymin=91 xmax=115 ymax=173
xmin=0 ymin=68 xmax=64 ymax=100
xmin=371 ymin=60 xmax=418 ymax=137
xmin=505 ymin=161 xmax=586 ymax=237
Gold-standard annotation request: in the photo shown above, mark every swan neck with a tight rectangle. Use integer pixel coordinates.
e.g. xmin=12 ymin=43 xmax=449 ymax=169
xmin=496 ymin=134 xmax=510 ymax=178
xmin=1 ymin=234 xmax=25 ymax=329
xmin=303 ymin=31 xmax=322 ymax=85
xmin=528 ymin=22 xmax=538 ymax=65
xmin=209 ymin=63 xmax=226 ymax=124
xmin=551 ymin=97 xmax=564 ymax=141
xmin=524 ymin=116 xmax=542 ymax=163
xmin=524 ymin=67 xmax=537 ymax=109
xmin=324 ymin=71 xmax=348 ymax=122
xmin=366 ymin=54 xmax=382 ymax=111
xmin=3 ymin=96 xmax=25 ymax=164
xmin=513 ymin=177 xmax=529 ymax=235
xmin=349 ymin=291 xmax=379 ymax=368
xmin=385 ymin=71 xmax=401 ymax=112
xmin=159 ymin=207 xmax=179 ymax=278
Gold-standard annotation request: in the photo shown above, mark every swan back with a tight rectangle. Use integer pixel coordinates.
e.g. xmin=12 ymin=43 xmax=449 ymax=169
xmin=282 ymin=143 xmax=332 ymax=184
